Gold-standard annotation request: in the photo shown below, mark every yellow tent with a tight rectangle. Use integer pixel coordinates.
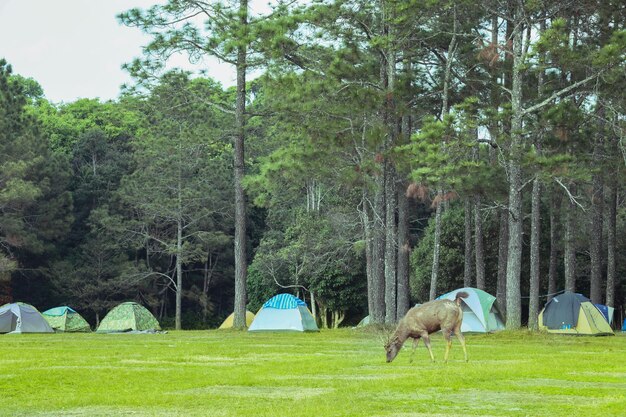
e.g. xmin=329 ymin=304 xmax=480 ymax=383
xmin=538 ymin=292 xmax=613 ymax=336
xmin=218 ymin=311 xmax=255 ymax=329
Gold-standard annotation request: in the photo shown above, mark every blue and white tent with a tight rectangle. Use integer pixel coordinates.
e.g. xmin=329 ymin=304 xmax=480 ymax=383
xmin=248 ymin=293 xmax=319 ymax=332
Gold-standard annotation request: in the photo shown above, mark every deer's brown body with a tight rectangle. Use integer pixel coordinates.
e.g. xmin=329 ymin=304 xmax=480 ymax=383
xmin=385 ymin=292 xmax=468 ymax=363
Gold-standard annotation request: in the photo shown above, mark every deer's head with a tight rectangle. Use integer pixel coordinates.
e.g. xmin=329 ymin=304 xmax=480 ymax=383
xmin=384 ymin=336 xmax=401 ymax=363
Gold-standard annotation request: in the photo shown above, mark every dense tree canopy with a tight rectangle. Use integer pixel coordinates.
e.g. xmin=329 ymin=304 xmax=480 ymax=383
xmin=1 ymin=0 xmax=625 ymax=329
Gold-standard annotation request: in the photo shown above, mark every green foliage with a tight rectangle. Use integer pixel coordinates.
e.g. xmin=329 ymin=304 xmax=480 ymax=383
xmin=410 ymin=203 xmax=500 ymax=302
xmin=36 ymin=71 xmax=236 ymax=326
xmin=111 ymin=71 xmax=234 ymax=325
xmin=4 ymin=0 xmax=626 ymax=334
xmin=30 ymin=98 xmax=144 ymax=154
xmin=248 ymin=206 xmax=364 ymax=316
xmin=400 ymin=99 xmax=499 ymax=196
xmin=595 ymin=30 xmax=626 ymax=65
xmin=119 ymin=72 xmax=233 ymax=252
xmin=313 ymin=264 xmax=367 ymax=314
xmin=8 ymin=74 xmax=44 ymax=102
xmin=0 ymin=60 xmax=72 ymax=275
xmin=118 ymin=0 xmax=292 ymax=83
xmin=49 ymin=206 xmax=144 ymax=317
xmin=410 ymin=204 xmax=465 ymax=302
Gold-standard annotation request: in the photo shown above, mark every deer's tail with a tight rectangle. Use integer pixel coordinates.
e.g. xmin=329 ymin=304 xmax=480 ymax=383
xmin=455 ymin=291 xmax=469 ymax=306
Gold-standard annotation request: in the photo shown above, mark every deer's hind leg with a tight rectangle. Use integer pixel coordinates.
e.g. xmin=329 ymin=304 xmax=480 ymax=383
xmin=442 ymin=329 xmax=453 ymax=363
xmin=454 ymin=323 xmax=468 ymax=362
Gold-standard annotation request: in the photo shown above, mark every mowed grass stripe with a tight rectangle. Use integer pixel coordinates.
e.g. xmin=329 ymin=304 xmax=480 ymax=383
xmin=1 ymin=330 xmax=625 ymax=416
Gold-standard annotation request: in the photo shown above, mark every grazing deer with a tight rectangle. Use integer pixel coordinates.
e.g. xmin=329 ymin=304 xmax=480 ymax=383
xmin=384 ymin=292 xmax=468 ymax=363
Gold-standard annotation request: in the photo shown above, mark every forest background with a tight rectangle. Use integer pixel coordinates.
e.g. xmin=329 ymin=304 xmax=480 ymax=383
xmin=1 ymin=0 xmax=625 ymax=331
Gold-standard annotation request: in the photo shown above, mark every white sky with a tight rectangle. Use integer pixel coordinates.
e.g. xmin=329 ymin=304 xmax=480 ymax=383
xmin=0 ymin=0 xmax=237 ymax=103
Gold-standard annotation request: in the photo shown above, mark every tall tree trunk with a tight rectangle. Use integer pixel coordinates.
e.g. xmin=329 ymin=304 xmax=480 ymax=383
xmin=496 ymin=6 xmax=513 ymax=319
xmin=310 ymin=291 xmax=316 ymax=325
xmin=430 ymin=11 xmax=456 ymax=301
xmin=528 ymin=21 xmax=544 ymax=328
xmin=505 ymin=165 xmax=523 ymax=329
xmin=384 ymin=166 xmax=397 ymax=323
xmin=528 ymin=176 xmax=541 ymax=330
xmin=371 ymin=0 xmax=389 ymax=324
xmin=429 ymin=195 xmax=443 ymax=301
xmin=396 ymin=185 xmax=410 ymax=319
xmin=489 ymin=12 xmax=504 ymax=313
xmin=548 ymin=189 xmax=561 ymax=301
xmin=396 ymin=90 xmax=412 ymax=318
xmin=176 ymin=142 xmax=183 ymax=330
xmin=564 ymin=189 xmax=577 ymax=293
xmin=319 ymin=305 xmax=328 ymax=329
xmin=505 ymin=3 xmax=524 ymax=328
xmin=362 ymin=191 xmax=375 ymax=320
xmin=176 ymin=218 xmax=183 ymax=330
xmin=384 ymin=19 xmax=398 ymax=322
xmin=496 ymin=206 xmax=509 ymax=315
xmin=605 ymin=176 xmax=617 ymax=307
xmin=233 ymin=0 xmax=248 ymax=329
xmin=530 ymin=16 xmax=545 ymax=325
xmin=464 ymin=198 xmax=473 ymax=288
xmin=474 ymin=195 xmax=485 ymax=290
xmin=589 ymin=134 xmax=604 ymax=304
xmin=371 ymin=177 xmax=386 ymax=323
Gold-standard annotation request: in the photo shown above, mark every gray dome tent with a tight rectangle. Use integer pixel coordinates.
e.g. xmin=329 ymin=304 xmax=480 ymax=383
xmin=0 ymin=302 xmax=54 ymax=334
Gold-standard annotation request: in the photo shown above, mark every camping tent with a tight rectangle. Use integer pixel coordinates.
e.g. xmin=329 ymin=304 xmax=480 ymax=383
xmin=219 ymin=310 xmax=255 ymax=329
xmin=96 ymin=302 xmax=161 ymax=333
xmin=358 ymin=304 xmax=423 ymax=328
xmin=43 ymin=306 xmax=91 ymax=332
xmin=248 ymin=293 xmax=319 ymax=332
xmin=356 ymin=315 xmax=370 ymax=328
xmin=538 ymin=291 xmax=613 ymax=336
xmin=0 ymin=302 xmax=54 ymax=334
xmin=593 ymin=304 xmax=615 ymax=325
xmin=437 ymin=287 xmax=505 ymax=333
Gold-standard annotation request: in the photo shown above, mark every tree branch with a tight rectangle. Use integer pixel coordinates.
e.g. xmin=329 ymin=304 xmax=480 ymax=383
xmin=477 ymin=138 xmax=498 ymax=148
xmin=554 ymin=177 xmax=586 ymax=211
xmin=522 ymin=72 xmax=601 ymax=116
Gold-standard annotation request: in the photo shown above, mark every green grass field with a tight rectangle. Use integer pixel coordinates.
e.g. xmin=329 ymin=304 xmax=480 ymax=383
xmin=1 ymin=329 xmax=625 ymax=416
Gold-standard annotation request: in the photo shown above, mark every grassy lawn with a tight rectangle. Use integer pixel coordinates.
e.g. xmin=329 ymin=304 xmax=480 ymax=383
xmin=1 ymin=329 xmax=625 ymax=416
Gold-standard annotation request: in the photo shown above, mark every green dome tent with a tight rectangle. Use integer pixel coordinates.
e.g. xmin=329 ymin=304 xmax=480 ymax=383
xmin=43 ymin=306 xmax=91 ymax=332
xmin=96 ymin=302 xmax=161 ymax=333
xmin=437 ymin=287 xmax=505 ymax=333
xmin=0 ymin=302 xmax=54 ymax=334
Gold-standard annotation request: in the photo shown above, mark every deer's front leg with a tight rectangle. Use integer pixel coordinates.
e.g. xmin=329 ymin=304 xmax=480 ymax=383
xmin=421 ymin=332 xmax=435 ymax=362
xmin=409 ymin=337 xmax=420 ymax=363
